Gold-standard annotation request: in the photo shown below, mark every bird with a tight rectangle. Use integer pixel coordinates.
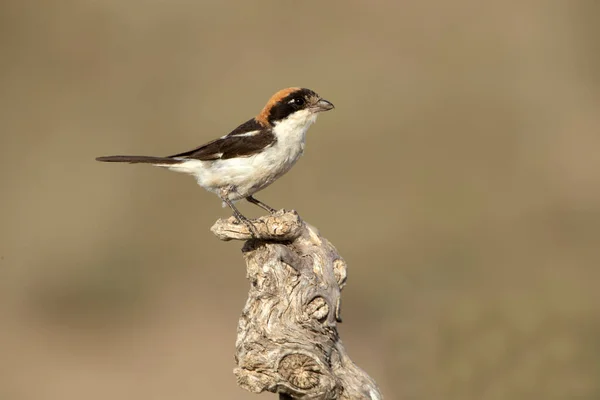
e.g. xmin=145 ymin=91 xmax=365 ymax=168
xmin=96 ymin=87 xmax=334 ymax=236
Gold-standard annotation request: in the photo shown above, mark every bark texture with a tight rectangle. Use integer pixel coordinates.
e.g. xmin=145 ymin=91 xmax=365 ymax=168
xmin=211 ymin=210 xmax=382 ymax=400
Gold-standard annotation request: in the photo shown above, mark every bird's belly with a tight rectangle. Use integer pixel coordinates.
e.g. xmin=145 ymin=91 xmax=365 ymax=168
xmin=194 ymin=145 xmax=302 ymax=200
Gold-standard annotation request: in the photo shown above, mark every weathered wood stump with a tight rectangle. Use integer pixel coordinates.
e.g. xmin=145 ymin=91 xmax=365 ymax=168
xmin=212 ymin=210 xmax=382 ymax=400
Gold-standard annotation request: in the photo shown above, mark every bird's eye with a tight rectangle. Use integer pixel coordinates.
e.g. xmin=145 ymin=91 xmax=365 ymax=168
xmin=290 ymin=97 xmax=305 ymax=106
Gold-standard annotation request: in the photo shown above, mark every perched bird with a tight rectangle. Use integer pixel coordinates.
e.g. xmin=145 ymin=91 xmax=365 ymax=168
xmin=96 ymin=87 xmax=334 ymax=235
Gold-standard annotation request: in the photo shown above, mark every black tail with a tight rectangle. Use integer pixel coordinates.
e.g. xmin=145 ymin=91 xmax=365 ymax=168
xmin=95 ymin=155 xmax=183 ymax=164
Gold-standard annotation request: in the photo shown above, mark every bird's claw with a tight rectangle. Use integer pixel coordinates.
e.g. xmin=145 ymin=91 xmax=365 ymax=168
xmin=245 ymin=222 xmax=259 ymax=238
xmin=234 ymin=215 xmax=259 ymax=238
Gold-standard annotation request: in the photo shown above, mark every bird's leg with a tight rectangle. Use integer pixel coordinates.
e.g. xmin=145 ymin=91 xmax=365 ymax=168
xmin=246 ymin=195 xmax=277 ymax=214
xmin=222 ymin=197 xmax=259 ymax=237
xmin=219 ymin=188 xmax=259 ymax=237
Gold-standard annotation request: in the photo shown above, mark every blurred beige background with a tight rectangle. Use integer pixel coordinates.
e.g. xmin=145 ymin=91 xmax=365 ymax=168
xmin=1 ymin=0 xmax=599 ymax=399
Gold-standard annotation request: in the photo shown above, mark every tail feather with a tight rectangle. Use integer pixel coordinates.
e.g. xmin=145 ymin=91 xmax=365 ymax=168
xmin=95 ymin=155 xmax=183 ymax=164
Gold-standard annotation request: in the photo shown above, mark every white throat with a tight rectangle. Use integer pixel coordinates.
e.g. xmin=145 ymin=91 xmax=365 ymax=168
xmin=272 ymin=109 xmax=318 ymax=145
xmin=267 ymin=109 xmax=317 ymax=171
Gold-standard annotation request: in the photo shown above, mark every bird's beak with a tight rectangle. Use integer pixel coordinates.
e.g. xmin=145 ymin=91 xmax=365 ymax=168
xmin=313 ymin=98 xmax=335 ymax=112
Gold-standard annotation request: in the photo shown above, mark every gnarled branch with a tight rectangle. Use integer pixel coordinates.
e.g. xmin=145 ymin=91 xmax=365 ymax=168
xmin=211 ymin=210 xmax=382 ymax=400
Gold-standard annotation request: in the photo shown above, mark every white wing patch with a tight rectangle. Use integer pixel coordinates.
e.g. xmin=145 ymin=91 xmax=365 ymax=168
xmin=227 ymin=130 xmax=260 ymax=138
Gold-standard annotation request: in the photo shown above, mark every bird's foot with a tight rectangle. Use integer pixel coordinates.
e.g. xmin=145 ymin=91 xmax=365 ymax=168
xmin=234 ymin=214 xmax=260 ymax=237
xmin=266 ymin=206 xmax=277 ymax=214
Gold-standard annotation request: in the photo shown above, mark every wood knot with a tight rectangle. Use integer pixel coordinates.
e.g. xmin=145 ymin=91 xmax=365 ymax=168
xmin=306 ymin=296 xmax=329 ymax=322
xmin=333 ymin=259 xmax=347 ymax=289
xmin=278 ymin=354 xmax=321 ymax=390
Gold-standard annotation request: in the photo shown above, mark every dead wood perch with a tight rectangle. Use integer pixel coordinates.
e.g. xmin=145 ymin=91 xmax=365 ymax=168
xmin=211 ymin=210 xmax=383 ymax=400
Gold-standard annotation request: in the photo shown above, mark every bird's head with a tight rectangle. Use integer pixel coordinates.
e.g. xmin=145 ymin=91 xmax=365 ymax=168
xmin=257 ymin=87 xmax=334 ymax=128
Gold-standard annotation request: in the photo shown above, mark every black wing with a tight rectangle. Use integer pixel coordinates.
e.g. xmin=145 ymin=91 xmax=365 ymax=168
xmin=168 ymin=119 xmax=276 ymax=161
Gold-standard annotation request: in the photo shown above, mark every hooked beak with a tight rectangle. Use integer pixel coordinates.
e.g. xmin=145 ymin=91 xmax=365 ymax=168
xmin=313 ymin=98 xmax=335 ymax=112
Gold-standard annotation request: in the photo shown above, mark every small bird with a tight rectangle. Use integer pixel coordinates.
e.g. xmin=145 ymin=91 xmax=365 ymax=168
xmin=96 ymin=87 xmax=334 ymax=235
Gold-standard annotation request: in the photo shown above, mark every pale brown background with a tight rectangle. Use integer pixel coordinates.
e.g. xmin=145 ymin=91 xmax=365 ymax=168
xmin=1 ymin=1 xmax=599 ymax=399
